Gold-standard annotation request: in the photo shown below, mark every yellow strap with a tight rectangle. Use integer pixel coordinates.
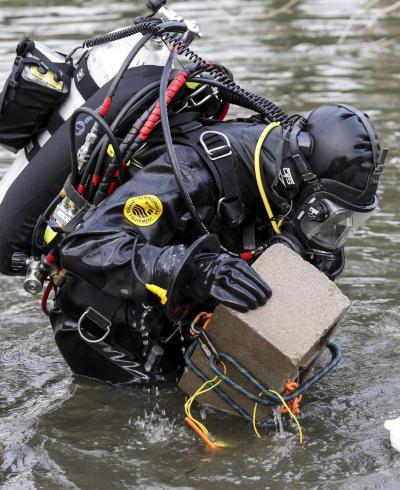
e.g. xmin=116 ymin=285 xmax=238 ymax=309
xmin=184 ymin=361 xmax=228 ymax=448
xmin=254 ymin=122 xmax=282 ymax=235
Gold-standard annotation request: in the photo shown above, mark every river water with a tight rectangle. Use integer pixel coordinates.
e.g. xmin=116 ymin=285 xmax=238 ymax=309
xmin=0 ymin=0 xmax=399 ymax=488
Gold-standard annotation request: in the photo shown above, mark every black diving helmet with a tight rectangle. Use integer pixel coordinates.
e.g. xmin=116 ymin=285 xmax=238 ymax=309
xmin=272 ymin=104 xmax=387 ymax=252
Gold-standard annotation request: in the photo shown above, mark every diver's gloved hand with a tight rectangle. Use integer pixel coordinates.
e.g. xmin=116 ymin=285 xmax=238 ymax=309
xmin=149 ymin=235 xmax=271 ymax=315
xmin=185 ymin=253 xmax=271 ymax=312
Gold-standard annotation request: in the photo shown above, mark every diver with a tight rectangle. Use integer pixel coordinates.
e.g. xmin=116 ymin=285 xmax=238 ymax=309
xmin=0 ymin=3 xmax=387 ymax=385
xmin=49 ymin=102 xmax=386 ymax=384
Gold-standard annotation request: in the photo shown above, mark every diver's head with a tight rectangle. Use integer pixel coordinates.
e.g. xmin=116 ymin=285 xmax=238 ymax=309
xmin=274 ymin=104 xmax=387 ymax=252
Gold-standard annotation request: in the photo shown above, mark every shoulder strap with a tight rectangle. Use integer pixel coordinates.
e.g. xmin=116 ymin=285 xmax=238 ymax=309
xmin=198 ymin=130 xmax=245 ymax=227
xmin=171 ymin=122 xmax=245 ymax=227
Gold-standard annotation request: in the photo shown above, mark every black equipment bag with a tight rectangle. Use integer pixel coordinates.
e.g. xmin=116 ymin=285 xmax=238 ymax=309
xmin=0 ymin=38 xmax=74 ymax=152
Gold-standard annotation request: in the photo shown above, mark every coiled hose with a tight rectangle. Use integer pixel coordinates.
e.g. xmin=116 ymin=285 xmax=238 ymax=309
xmin=70 ymin=21 xmax=290 ymax=124
xmin=163 ymin=34 xmax=289 ymax=123
xmin=66 ymin=20 xmax=187 ymax=61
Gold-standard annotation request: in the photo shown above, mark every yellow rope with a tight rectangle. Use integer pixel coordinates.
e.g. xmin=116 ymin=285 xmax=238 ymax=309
xmin=252 ymin=393 xmax=262 ymax=438
xmin=254 ymin=122 xmax=283 ymax=235
xmin=252 ymin=389 xmax=303 ymax=445
xmin=185 ymin=349 xmax=303 ymax=447
xmin=184 ymin=376 xmax=222 ymax=436
xmin=184 ymin=362 xmax=227 ymax=442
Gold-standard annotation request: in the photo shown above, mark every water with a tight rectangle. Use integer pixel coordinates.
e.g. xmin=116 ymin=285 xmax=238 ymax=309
xmin=0 ymin=0 xmax=400 ymax=488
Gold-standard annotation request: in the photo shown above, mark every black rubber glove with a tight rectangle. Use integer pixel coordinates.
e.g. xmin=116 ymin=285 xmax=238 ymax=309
xmin=148 ymin=235 xmax=271 ymax=318
xmin=186 ymin=252 xmax=272 ymax=312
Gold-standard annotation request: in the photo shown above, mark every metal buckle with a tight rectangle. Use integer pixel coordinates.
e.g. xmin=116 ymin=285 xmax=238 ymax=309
xmin=187 ymin=85 xmax=218 ymax=108
xmin=78 ymin=307 xmax=111 ymax=344
xmin=217 ymin=197 xmax=227 ymax=216
xmin=200 ymin=131 xmax=232 ymax=161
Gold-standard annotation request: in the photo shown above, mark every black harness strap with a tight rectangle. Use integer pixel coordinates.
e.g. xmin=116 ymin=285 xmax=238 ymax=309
xmin=61 ymin=176 xmax=96 ymax=234
xmin=198 ymin=130 xmax=245 ymax=226
xmin=74 ymin=55 xmax=100 ymax=101
xmin=242 ymin=221 xmax=256 ymax=251
xmin=63 ymin=176 xmax=91 ymax=209
xmin=165 ymin=116 xmax=245 ymax=227
xmin=24 ymin=137 xmax=42 ymax=160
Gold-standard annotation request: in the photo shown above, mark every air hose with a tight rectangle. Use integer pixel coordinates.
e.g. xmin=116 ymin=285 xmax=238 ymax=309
xmin=159 ymin=51 xmax=209 ymax=235
xmin=84 ymin=82 xmax=161 ymax=201
xmin=68 ymin=107 xmax=122 ymax=188
xmin=66 ymin=19 xmax=185 ymax=61
xmin=162 ymin=35 xmax=289 ymax=123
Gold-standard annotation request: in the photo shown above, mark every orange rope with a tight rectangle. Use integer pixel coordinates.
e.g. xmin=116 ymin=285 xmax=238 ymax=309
xmin=281 ymin=380 xmax=303 ymax=415
xmin=184 ymin=417 xmax=221 ymax=451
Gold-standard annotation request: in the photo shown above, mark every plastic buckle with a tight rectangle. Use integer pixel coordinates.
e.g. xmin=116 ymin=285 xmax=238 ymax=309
xmin=200 ymin=131 xmax=232 ymax=161
xmin=302 ymin=172 xmax=318 ymax=183
xmin=9 ymin=56 xmax=25 ymax=88
xmin=374 ymin=149 xmax=388 ymax=174
xmin=78 ymin=306 xmax=111 ymax=344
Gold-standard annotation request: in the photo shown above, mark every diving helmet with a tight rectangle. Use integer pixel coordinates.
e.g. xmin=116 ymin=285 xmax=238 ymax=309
xmin=275 ymin=104 xmax=387 ymax=251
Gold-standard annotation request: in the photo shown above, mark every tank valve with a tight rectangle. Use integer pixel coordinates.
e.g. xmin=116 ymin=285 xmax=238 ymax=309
xmin=24 ymin=258 xmax=44 ymax=295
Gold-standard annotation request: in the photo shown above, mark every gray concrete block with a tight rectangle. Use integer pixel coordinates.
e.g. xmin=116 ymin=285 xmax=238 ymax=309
xmin=179 ymin=244 xmax=350 ymax=420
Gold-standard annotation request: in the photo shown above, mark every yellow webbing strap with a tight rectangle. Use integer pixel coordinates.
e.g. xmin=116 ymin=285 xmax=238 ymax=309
xmin=254 ymin=122 xmax=282 ymax=235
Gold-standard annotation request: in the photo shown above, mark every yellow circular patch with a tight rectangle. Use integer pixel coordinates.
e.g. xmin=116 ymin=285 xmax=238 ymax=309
xmin=123 ymin=195 xmax=163 ymax=227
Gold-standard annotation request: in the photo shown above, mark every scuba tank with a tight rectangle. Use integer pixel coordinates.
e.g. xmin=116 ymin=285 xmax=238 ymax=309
xmin=86 ymin=32 xmax=169 ymax=88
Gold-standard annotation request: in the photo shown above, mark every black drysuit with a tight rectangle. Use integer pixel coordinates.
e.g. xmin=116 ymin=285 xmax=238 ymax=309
xmin=50 ymin=117 xmax=341 ymax=384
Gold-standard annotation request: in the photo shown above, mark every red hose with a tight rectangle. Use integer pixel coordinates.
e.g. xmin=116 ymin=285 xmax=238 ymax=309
xmin=41 ymin=281 xmax=54 ymax=316
xmin=139 ymin=70 xmax=189 ymax=141
xmin=217 ymin=102 xmax=230 ymax=121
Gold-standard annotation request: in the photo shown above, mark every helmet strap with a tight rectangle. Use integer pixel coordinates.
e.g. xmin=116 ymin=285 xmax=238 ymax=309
xmin=288 ymin=118 xmax=318 ymax=185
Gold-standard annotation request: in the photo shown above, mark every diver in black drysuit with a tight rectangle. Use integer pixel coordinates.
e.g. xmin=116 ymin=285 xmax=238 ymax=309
xmin=49 ymin=103 xmax=386 ymax=385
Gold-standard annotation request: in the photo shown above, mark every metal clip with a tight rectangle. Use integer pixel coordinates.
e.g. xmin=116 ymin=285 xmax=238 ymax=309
xmin=188 ymin=84 xmax=217 ymax=108
xmin=200 ymin=131 xmax=232 ymax=161
xmin=189 ymin=313 xmax=220 ymax=361
xmin=78 ymin=307 xmax=111 ymax=344
xmin=198 ymin=330 xmax=220 ymax=361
